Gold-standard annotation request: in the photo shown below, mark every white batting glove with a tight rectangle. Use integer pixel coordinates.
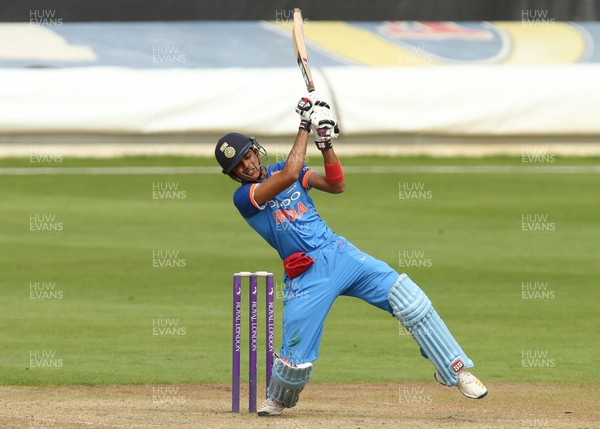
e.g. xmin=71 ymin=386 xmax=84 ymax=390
xmin=295 ymin=98 xmax=313 ymax=131
xmin=295 ymin=91 xmax=323 ymax=132
xmin=311 ymin=105 xmax=339 ymax=150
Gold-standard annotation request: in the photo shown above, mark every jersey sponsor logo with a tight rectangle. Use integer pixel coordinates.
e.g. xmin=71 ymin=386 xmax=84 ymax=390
xmin=268 ymin=191 xmax=301 ymax=209
xmin=284 ymin=183 xmax=298 ymax=194
xmin=267 ymin=185 xmax=311 ymax=226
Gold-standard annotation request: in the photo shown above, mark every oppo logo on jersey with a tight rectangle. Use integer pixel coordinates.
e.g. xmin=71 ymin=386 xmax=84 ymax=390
xmin=268 ymin=191 xmax=301 ymax=209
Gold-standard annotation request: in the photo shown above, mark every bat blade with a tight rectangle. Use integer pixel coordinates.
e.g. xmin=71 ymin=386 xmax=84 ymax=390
xmin=292 ymin=8 xmax=315 ymax=92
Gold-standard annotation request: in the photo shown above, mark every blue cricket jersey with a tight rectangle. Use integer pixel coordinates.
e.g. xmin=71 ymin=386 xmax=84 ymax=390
xmin=233 ymin=161 xmax=336 ymax=260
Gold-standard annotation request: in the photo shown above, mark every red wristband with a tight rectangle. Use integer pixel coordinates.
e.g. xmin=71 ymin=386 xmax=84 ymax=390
xmin=324 ymin=161 xmax=344 ymax=183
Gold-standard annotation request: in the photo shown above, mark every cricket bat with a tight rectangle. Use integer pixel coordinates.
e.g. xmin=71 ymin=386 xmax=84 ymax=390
xmin=292 ymin=8 xmax=315 ymax=92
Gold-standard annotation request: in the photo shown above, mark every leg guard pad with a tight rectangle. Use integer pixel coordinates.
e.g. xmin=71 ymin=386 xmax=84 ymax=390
xmin=388 ymin=274 xmax=473 ymax=386
xmin=267 ymin=358 xmax=312 ymax=408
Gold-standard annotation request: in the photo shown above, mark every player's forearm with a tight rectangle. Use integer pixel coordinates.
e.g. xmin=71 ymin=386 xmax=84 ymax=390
xmin=252 ymin=129 xmax=309 ymax=205
xmin=281 ymin=129 xmax=310 ymax=182
xmin=321 ymin=148 xmax=345 ymax=192
xmin=320 ymin=147 xmax=338 ymax=165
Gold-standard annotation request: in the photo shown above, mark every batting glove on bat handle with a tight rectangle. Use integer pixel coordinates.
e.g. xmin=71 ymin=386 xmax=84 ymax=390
xmin=314 ymin=119 xmax=340 ymax=150
xmin=296 ymin=97 xmax=314 ymax=132
xmin=295 ymin=93 xmax=330 ymax=130
xmin=307 ymin=101 xmax=334 ymax=134
xmin=311 ymin=102 xmax=339 ymax=146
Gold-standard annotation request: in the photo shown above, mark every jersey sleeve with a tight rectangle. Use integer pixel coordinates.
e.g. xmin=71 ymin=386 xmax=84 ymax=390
xmin=299 ymin=164 xmax=316 ymax=190
xmin=233 ymin=183 xmax=267 ymax=218
xmin=272 ymin=160 xmax=314 ymax=190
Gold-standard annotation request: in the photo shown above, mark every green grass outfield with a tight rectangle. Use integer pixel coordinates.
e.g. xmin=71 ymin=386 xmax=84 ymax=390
xmin=0 ymin=155 xmax=598 ymax=386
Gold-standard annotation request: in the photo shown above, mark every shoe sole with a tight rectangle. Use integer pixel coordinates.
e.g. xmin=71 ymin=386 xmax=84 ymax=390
xmin=463 ymin=389 xmax=488 ymax=400
xmin=257 ymin=410 xmax=283 ymax=417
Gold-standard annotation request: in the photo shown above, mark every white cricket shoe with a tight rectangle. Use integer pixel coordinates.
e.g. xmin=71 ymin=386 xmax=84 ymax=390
xmin=435 ymin=369 xmax=488 ymax=399
xmin=257 ymin=397 xmax=286 ymax=416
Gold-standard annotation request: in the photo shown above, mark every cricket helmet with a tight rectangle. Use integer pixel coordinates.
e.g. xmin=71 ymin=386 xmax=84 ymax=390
xmin=215 ymin=132 xmax=268 ymax=183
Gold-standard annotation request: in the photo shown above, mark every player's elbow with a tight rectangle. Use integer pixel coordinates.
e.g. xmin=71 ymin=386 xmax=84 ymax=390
xmin=282 ymin=170 xmax=301 ymax=185
xmin=289 ymin=170 xmax=301 ymax=183
xmin=330 ymin=181 xmax=345 ymax=194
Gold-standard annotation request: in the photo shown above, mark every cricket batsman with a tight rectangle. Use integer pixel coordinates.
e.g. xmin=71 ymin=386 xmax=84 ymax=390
xmin=215 ymin=93 xmax=488 ymax=416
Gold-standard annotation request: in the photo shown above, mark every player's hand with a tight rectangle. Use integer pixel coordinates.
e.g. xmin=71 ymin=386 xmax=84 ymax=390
xmin=295 ymin=97 xmax=313 ymax=131
xmin=295 ymin=91 xmax=321 ymax=132
xmin=311 ymin=105 xmax=340 ymax=150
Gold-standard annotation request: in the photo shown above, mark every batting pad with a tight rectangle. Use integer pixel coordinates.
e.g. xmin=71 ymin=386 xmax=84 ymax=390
xmin=388 ymin=274 xmax=474 ymax=386
xmin=267 ymin=359 xmax=313 ymax=408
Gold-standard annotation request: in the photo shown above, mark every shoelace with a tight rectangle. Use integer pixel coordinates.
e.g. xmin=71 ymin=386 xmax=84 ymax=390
xmin=262 ymin=398 xmax=285 ymax=408
xmin=458 ymin=370 xmax=475 ymax=384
